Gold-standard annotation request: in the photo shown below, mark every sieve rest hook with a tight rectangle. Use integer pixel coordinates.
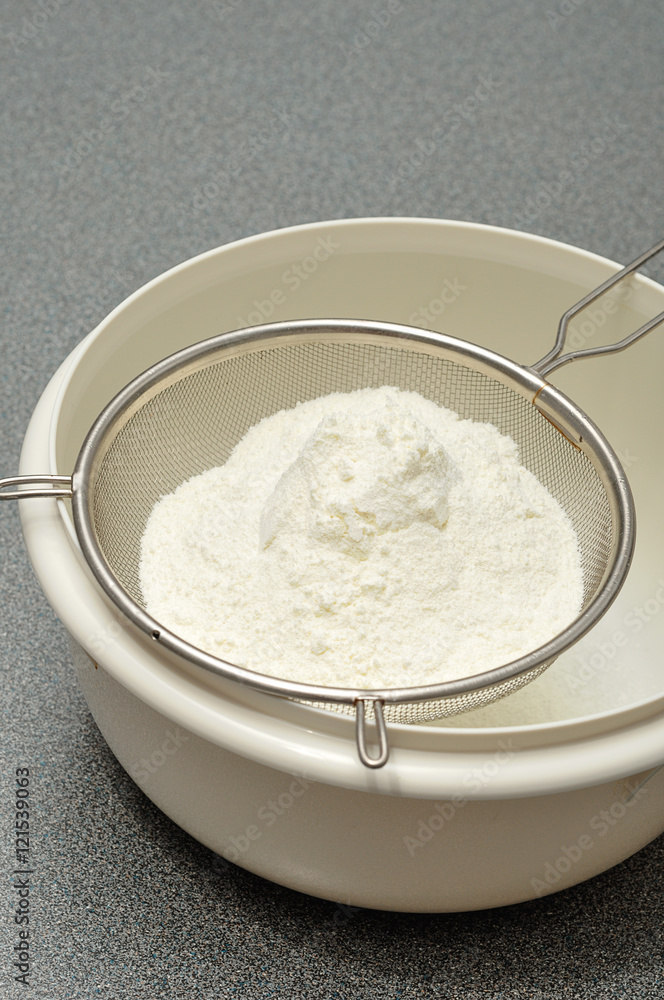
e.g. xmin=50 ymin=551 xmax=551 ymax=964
xmin=0 ymin=475 xmax=73 ymax=500
xmin=533 ymin=237 xmax=664 ymax=377
xmin=355 ymin=699 xmax=389 ymax=768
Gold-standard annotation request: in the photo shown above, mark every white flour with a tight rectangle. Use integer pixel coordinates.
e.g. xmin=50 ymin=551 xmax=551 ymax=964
xmin=139 ymin=387 xmax=583 ymax=689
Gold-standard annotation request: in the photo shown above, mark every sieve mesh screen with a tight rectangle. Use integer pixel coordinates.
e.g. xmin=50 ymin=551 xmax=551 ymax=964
xmin=89 ymin=334 xmax=614 ymax=723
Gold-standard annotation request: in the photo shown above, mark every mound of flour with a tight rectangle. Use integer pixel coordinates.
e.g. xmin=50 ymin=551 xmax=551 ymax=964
xmin=139 ymin=387 xmax=583 ymax=689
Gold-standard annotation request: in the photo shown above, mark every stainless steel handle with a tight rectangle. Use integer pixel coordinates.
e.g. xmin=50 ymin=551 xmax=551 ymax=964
xmin=355 ymin=699 xmax=389 ymax=768
xmin=0 ymin=475 xmax=73 ymax=500
xmin=533 ymin=237 xmax=664 ymax=377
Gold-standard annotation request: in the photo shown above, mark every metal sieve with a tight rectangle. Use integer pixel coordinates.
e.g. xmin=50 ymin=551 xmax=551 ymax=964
xmin=3 ymin=240 xmax=664 ymax=768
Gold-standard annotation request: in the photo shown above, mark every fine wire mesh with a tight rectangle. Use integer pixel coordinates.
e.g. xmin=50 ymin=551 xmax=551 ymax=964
xmin=90 ymin=336 xmax=614 ymax=724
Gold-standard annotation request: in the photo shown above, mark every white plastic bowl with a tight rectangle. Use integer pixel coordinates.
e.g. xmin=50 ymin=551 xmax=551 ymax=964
xmin=17 ymin=219 xmax=664 ymax=911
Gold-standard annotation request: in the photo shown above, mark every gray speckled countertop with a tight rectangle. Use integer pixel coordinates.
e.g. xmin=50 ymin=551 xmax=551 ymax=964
xmin=2 ymin=1 xmax=664 ymax=996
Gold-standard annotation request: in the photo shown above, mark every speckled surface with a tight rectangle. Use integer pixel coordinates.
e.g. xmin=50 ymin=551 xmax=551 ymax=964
xmin=2 ymin=1 xmax=664 ymax=996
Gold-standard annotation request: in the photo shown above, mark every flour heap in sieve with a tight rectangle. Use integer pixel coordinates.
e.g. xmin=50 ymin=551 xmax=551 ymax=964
xmin=139 ymin=387 xmax=583 ymax=689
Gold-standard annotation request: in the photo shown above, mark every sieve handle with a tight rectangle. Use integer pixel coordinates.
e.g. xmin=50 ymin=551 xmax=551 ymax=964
xmin=533 ymin=237 xmax=664 ymax=377
xmin=0 ymin=475 xmax=73 ymax=500
xmin=355 ymin=699 xmax=389 ymax=768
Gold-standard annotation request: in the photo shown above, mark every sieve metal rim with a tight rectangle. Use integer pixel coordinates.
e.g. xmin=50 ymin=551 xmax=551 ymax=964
xmin=56 ymin=320 xmax=632 ymax=754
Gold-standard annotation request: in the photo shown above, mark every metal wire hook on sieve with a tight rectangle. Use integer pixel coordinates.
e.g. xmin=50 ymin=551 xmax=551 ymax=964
xmin=534 ymin=237 xmax=664 ymax=375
